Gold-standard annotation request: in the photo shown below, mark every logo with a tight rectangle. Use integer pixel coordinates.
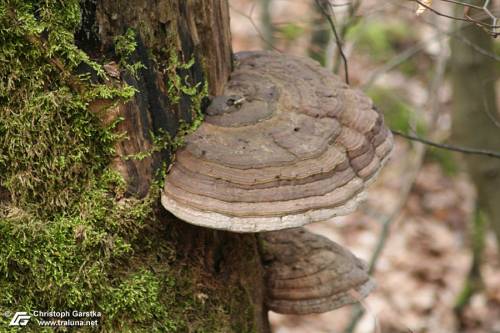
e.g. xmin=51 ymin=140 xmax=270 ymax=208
xmin=9 ymin=312 xmax=31 ymax=326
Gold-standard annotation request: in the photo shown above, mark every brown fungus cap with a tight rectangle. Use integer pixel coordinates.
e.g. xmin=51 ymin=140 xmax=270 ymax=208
xmin=161 ymin=51 xmax=393 ymax=232
xmin=260 ymin=228 xmax=375 ymax=314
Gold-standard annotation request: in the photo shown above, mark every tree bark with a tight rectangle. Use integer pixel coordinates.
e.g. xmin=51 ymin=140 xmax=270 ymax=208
xmin=449 ymin=4 xmax=500 ymax=247
xmin=78 ymin=1 xmax=269 ymax=331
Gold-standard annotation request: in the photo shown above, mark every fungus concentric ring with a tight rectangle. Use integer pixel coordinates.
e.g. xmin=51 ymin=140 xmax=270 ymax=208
xmin=260 ymin=227 xmax=375 ymax=314
xmin=161 ymin=51 xmax=393 ymax=232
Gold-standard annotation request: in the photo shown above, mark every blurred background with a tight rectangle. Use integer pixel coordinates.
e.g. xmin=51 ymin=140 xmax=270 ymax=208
xmin=228 ymin=1 xmax=500 ymax=332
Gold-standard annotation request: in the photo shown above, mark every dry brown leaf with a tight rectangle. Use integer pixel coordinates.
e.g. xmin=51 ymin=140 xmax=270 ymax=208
xmin=416 ymin=0 xmax=432 ymax=16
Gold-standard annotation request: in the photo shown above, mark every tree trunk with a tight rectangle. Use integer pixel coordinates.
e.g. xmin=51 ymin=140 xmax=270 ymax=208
xmin=449 ymin=4 xmax=500 ymax=247
xmin=87 ymin=1 xmax=270 ymax=331
xmin=260 ymin=0 xmax=275 ymax=50
xmin=81 ymin=0 xmax=233 ymax=196
xmin=1 ymin=1 xmax=269 ymax=331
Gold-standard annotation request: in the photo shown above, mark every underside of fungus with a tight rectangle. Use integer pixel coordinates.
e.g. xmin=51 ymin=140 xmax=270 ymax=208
xmin=161 ymin=51 xmax=393 ymax=232
xmin=260 ymin=227 xmax=375 ymax=314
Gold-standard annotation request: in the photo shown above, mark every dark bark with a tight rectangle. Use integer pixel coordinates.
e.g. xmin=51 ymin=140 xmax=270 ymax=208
xmin=80 ymin=0 xmax=232 ymax=196
xmin=76 ymin=1 xmax=269 ymax=331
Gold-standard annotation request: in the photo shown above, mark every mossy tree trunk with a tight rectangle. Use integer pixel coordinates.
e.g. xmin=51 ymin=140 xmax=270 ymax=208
xmin=85 ymin=1 xmax=270 ymax=331
xmin=0 ymin=0 xmax=269 ymax=331
xmin=83 ymin=0 xmax=233 ymax=196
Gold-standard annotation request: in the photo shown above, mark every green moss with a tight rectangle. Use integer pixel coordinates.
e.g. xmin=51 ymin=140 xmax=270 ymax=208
xmin=367 ymin=86 xmax=426 ymax=135
xmin=0 ymin=1 xmax=131 ymax=216
xmin=162 ymin=49 xmax=208 ymax=148
xmin=0 ymin=167 xmax=162 ymax=331
xmin=102 ymin=270 xmax=174 ymax=330
xmin=114 ymin=28 xmax=145 ymax=78
xmin=124 ymin=52 xmax=208 ymax=161
xmin=347 ymin=19 xmax=416 ymax=62
xmin=0 ymin=176 xmax=242 ymax=332
xmin=173 ymin=76 xmax=209 ymax=149
xmin=0 ymin=2 xmax=242 ymax=332
xmin=123 ymin=129 xmax=173 ymax=161
xmin=166 ymin=50 xmax=197 ymax=104
xmin=277 ymin=23 xmax=305 ymax=42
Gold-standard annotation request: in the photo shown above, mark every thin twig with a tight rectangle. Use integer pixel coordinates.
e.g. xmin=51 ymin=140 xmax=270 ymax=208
xmin=436 ymin=0 xmax=484 ymax=10
xmin=334 ymin=0 xmax=363 ymax=73
xmin=412 ymin=0 xmax=499 ymax=36
xmin=345 ymin=27 xmax=449 ymax=333
xmin=414 ymin=0 xmax=499 ymax=28
xmin=229 ymin=3 xmax=282 ymax=52
xmin=363 ymin=1 xmax=500 ymax=89
xmin=315 ymin=0 xmax=350 ymax=84
xmin=392 ymin=130 xmax=500 ymax=159
xmin=362 ymin=36 xmax=436 ymax=89
xmin=394 ymin=1 xmax=500 ymax=61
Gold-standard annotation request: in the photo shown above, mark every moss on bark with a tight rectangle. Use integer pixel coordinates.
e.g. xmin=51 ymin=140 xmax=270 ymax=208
xmin=0 ymin=1 xmax=266 ymax=332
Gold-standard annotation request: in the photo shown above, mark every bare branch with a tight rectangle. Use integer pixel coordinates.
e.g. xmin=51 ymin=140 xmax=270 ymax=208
xmin=392 ymin=1 xmax=500 ymax=61
xmin=436 ymin=0 xmax=484 ymax=11
xmin=229 ymin=3 xmax=283 ymax=52
xmin=314 ymin=0 xmax=351 ymax=84
xmin=391 ymin=130 xmax=500 ymax=159
xmin=364 ymin=0 xmax=500 ymax=89
xmin=412 ymin=0 xmax=499 ymax=37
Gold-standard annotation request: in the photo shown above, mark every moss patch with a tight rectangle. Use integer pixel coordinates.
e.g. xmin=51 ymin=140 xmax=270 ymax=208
xmin=0 ymin=1 xmax=133 ymax=215
xmin=0 ymin=1 xmax=251 ymax=332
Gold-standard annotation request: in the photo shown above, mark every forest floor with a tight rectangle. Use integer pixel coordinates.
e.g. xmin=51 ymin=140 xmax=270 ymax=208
xmin=229 ymin=1 xmax=500 ymax=332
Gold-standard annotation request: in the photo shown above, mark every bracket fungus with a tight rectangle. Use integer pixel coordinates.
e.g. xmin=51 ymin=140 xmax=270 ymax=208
xmin=260 ymin=227 xmax=374 ymax=314
xmin=161 ymin=51 xmax=393 ymax=232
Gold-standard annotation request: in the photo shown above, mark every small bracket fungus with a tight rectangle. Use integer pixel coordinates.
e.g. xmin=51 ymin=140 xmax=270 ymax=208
xmin=161 ymin=51 xmax=393 ymax=232
xmin=260 ymin=227 xmax=374 ymax=314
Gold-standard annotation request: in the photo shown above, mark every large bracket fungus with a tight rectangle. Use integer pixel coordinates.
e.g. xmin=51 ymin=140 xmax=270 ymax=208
xmin=260 ymin=227 xmax=375 ymax=314
xmin=161 ymin=51 xmax=393 ymax=232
